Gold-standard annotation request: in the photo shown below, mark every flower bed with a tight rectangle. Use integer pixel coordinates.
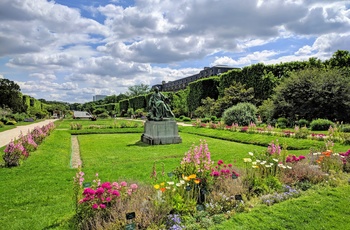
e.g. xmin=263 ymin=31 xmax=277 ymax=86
xmin=73 ymin=139 xmax=350 ymax=229
xmin=2 ymin=122 xmax=55 ymax=167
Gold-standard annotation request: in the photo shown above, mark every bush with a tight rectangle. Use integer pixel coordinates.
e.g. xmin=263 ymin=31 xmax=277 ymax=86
xmin=340 ymin=125 xmax=350 ymax=133
xmin=298 ymin=119 xmax=309 ymax=127
xmin=310 ymin=119 xmax=335 ymax=131
xmin=211 ymin=116 xmax=217 ymax=122
xmin=277 ymin=117 xmax=288 ymax=129
xmin=6 ymin=120 xmax=17 ymax=125
xmin=182 ymin=117 xmax=191 ymax=122
xmin=201 ymin=117 xmax=211 ymax=123
xmin=97 ymin=112 xmax=110 ymax=119
xmin=0 ymin=117 xmax=8 ymax=124
xmin=0 ymin=121 xmax=4 ymax=128
xmin=222 ymin=102 xmax=257 ymax=126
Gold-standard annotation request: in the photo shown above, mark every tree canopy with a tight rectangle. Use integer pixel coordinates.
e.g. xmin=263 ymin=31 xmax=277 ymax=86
xmin=0 ymin=78 xmax=25 ymax=113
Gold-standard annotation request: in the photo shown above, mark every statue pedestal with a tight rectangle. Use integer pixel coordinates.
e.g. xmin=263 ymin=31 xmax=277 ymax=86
xmin=141 ymin=120 xmax=182 ymax=145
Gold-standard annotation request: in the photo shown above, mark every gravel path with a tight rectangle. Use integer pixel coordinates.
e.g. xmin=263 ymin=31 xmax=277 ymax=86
xmin=0 ymin=119 xmax=57 ymax=148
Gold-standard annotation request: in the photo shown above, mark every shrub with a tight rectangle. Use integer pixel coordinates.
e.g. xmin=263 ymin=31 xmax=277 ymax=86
xmin=298 ymin=119 xmax=309 ymax=127
xmin=201 ymin=117 xmax=211 ymax=123
xmin=182 ymin=117 xmax=191 ymax=122
xmin=222 ymin=102 xmax=257 ymax=126
xmin=97 ymin=112 xmax=110 ymax=119
xmin=340 ymin=125 xmax=350 ymax=133
xmin=310 ymin=119 xmax=334 ymax=131
xmin=294 ymin=126 xmax=310 ymax=139
xmin=277 ymin=117 xmax=288 ymax=129
xmin=6 ymin=120 xmax=17 ymax=125
xmin=0 ymin=117 xmax=8 ymax=124
xmin=0 ymin=121 xmax=4 ymax=128
xmin=210 ymin=116 xmax=217 ymax=122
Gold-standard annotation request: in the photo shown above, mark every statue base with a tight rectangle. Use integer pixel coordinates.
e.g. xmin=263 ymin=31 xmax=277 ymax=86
xmin=141 ymin=120 xmax=182 ymax=145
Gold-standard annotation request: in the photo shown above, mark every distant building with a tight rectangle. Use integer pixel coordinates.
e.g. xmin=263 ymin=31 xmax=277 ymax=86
xmin=73 ymin=111 xmax=93 ymax=119
xmin=153 ymin=65 xmax=238 ymax=92
xmin=93 ymin=95 xmax=107 ymax=101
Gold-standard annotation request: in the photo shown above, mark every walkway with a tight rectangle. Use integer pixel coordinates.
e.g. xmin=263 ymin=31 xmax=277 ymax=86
xmin=0 ymin=119 xmax=57 ymax=148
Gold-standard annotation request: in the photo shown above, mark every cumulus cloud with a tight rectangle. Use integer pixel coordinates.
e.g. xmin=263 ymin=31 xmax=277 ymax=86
xmin=1 ymin=0 xmax=350 ymax=103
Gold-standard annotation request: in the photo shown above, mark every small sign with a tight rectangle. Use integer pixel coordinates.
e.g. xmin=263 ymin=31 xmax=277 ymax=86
xmin=186 ymin=185 xmax=192 ymax=191
xmin=196 ymin=204 xmax=205 ymax=211
xmin=167 ymin=172 xmax=174 ymax=178
xmin=232 ymin=174 xmax=238 ymax=179
xmin=126 ymin=212 xmax=136 ymax=220
xmin=83 ymin=182 xmax=92 ymax=188
xmin=235 ymin=194 xmax=243 ymax=201
xmin=125 ymin=223 xmax=136 ymax=230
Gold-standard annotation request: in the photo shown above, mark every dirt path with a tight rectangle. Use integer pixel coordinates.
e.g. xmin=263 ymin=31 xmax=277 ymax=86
xmin=70 ymin=135 xmax=82 ymax=168
xmin=0 ymin=119 xmax=57 ymax=148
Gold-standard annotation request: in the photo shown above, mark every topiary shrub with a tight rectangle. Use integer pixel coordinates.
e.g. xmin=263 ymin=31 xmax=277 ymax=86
xmin=277 ymin=117 xmax=288 ymax=129
xmin=182 ymin=117 xmax=191 ymax=122
xmin=310 ymin=118 xmax=334 ymax=131
xmin=98 ymin=112 xmax=110 ymax=119
xmin=222 ymin=102 xmax=257 ymax=126
xmin=298 ymin=119 xmax=309 ymax=127
xmin=6 ymin=120 xmax=17 ymax=125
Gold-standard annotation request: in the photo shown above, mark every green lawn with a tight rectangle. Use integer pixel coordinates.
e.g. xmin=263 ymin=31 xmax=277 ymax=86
xmin=1 ymin=121 xmax=350 ymax=229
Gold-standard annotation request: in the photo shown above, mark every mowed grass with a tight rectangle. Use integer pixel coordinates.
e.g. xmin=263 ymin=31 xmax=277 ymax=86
xmin=211 ymin=185 xmax=350 ymax=230
xmin=78 ymin=133 xmax=267 ymax=184
xmin=0 ymin=130 xmax=74 ymax=229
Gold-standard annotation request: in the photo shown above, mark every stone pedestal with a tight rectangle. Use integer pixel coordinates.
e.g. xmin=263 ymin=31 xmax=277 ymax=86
xmin=141 ymin=120 xmax=182 ymax=145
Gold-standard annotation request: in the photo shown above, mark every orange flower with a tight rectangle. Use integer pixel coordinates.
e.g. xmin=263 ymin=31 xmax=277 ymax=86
xmin=322 ymin=150 xmax=332 ymax=157
xmin=188 ymin=174 xmax=197 ymax=179
xmin=194 ymin=179 xmax=200 ymax=184
xmin=160 ymin=187 xmax=166 ymax=192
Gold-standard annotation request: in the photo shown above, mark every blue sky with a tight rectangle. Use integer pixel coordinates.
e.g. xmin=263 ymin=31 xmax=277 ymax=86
xmin=0 ymin=0 xmax=349 ymax=103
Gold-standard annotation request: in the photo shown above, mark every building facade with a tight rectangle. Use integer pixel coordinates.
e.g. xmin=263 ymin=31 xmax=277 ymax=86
xmin=93 ymin=95 xmax=107 ymax=101
xmin=153 ymin=65 xmax=238 ymax=92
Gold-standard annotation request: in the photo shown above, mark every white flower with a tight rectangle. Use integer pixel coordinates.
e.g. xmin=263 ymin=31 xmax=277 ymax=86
xmin=167 ymin=181 xmax=174 ymax=185
xmin=244 ymin=158 xmax=252 ymax=163
xmin=180 ymin=180 xmax=185 ymax=184
xmin=273 ymin=158 xmax=278 ymax=162
xmin=166 ymin=186 xmax=170 ymax=189
xmin=249 ymin=152 xmax=254 ymax=156
xmin=287 ymin=166 xmax=292 ymax=169
xmin=312 ymin=152 xmax=318 ymax=156
xmin=260 ymin=161 xmax=266 ymax=165
xmin=252 ymin=162 xmax=257 ymax=165
xmin=282 ymin=165 xmax=287 ymax=169
xmin=270 ymin=163 xmax=274 ymax=166
xmin=256 ymin=160 xmax=261 ymax=163
xmin=176 ymin=183 xmax=182 ymax=187
xmin=265 ymin=165 xmax=271 ymax=168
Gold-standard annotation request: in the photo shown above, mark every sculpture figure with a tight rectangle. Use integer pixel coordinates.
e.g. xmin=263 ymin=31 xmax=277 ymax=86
xmin=147 ymin=87 xmax=174 ymax=121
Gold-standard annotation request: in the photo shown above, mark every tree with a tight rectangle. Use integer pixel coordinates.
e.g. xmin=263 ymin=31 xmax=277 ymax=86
xmin=213 ymin=82 xmax=254 ymax=117
xmin=0 ymin=78 xmax=25 ymax=113
xmin=126 ymin=84 xmax=150 ymax=97
xmin=328 ymin=50 xmax=350 ymax=69
xmin=272 ymin=68 xmax=350 ymax=122
xmin=171 ymin=89 xmax=189 ymax=117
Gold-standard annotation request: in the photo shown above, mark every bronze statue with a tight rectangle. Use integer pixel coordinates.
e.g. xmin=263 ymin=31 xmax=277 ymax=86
xmin=147 ymin=87 xmax=174 ymax=121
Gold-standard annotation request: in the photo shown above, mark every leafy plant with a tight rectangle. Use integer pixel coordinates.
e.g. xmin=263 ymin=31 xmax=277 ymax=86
xmin=310 ymin=118 xmax=334 ymax=131
xmin=222 ymin=102 xmax=257 ymax=126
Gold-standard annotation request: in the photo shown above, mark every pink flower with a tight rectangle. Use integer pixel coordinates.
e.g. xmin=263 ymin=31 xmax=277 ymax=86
xmin=106 ymin=197 xmax=111 ymax=202
xmin=212 ymin=171 xmax=220 ymax=177
xmin=130 ymin=183 xmax=138 ymax=190
xmin=99 ymin=204 xmax=106 ymax=209
xmin=92 ymin=204 xmax=98 ymax=209
xmin=102 ymin=182 xmax=112 ymax=189
xmin=299 ymin=155 xmax=306 ymax=160
xmin=228 ymin=164 xmax=233 ymax=168
xmin=120 ymin=181 xmax=127 ymax=187
xmin=83 ymin=188 xmax=95 ymax=195
xmin=127 ymin=189 xmax=132 ymax=195
xmin=95 ymin=187 xmax=104 ymax=195
xmin=218 ymin=160 xmax=224 ymax=165
xmin=112 ymin=190 xmax=120 ymax=197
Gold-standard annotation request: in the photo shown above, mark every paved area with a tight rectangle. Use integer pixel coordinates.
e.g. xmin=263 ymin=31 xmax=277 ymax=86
xmin=0 ymin=119 xmax=57 ymax=148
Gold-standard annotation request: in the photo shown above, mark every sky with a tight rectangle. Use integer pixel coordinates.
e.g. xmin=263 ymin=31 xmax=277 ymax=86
xmin=0 ymin=0 xmax=349 ymax=103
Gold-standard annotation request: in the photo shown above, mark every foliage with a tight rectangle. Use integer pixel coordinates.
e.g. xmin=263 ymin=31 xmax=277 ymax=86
xmin=2 ymin=122 xmax=55 ymax=167
xmin=0 ymin=78 xmax=26 ymax=113
xmin=172 ymin=89 xmax=189 ymax=117
xmin=125 ymin=83 xmax=150 ymax=97
xmin=294 ymin=126 xmax=310 ymax=139
xmin=222 ymin=102 xmax=257 ymax=126
xmin=258 ymin=98 xmax=275 ymax=124
xmin=297 ymin=119 xmax=309 ymax=127
xmin=310 ymin=118 xmax=335 ymax=131
xmin=276 ymin=117 xmax=289 ymax=129
xmin=187 ymin=77 xmax=220 ymax=115
xmin=273 ymin=68 xmax=350 ymax=122
xmin=213 ymin=82 xmax=255 ymax=118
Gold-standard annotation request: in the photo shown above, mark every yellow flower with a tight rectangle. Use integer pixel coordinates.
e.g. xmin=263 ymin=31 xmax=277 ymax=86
xmin=160 ymin=182 xmax=165 ymax=186
xmin=154 ymin=184 xmax=160 ymax=189
xmin=182 ymin=174 xmax=190 ymax=181
xmin=188 ymin=174 xmax=196 ymax=179
xmin=243 ymin=158 xmax=252 ymax=163
xmin=252 ymin=165 xmax=259 ymax=168
xmin=194 ymin=179 xmax=200 ymax=184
